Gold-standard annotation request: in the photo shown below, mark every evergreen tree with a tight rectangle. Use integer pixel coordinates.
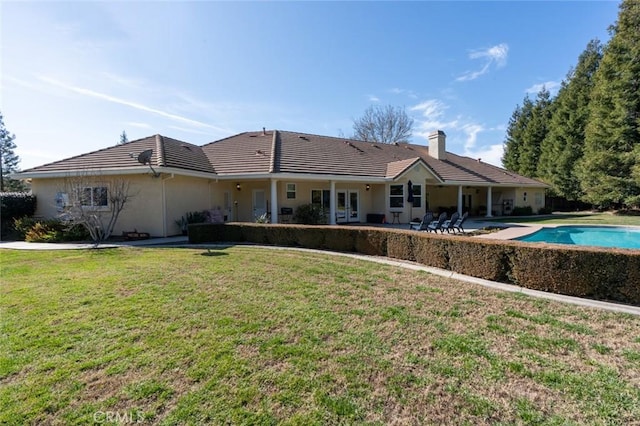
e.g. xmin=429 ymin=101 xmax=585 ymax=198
xmin=518 ymin=87 xmax=553 ymax=178
xmin=119 ymin=130 xmax=128 ymax=145
xmin=0 ymin=112 xmax=25 ymax=192
xmin=580 ymin=0 xmax=640 ymax=208
xmin=502 ymin=96 xmax=534 ymax=173
xmin=538 ymin=39 xmax=603 ymax=201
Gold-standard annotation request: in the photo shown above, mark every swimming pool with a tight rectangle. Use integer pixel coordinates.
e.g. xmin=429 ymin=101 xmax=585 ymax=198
xmin=516 ymin=226 xmax=640 ymax=250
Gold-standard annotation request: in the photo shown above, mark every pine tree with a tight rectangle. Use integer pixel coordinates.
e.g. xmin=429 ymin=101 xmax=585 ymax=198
xmin=539 ymin=39 xmax=603 ymax=201
xmin=580 ymin=0 xmax=640 ymax=208
xmin=119 ymin=130 xmax=128 ymax=145
xmin=0 ymin=112 xmax=25 ymax=192
xmin=502 ymin=96 xmax=534 ymax=173
xmin=518 ymin=87 xmax=553 ymax=178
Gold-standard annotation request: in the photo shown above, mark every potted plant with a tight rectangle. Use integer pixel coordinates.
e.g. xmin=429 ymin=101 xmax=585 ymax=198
xmin=175 ymin=216 xmax=188 ymax=235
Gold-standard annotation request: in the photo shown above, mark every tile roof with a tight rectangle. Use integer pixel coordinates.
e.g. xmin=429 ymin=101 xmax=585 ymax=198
xmin=21 ymin=135 xmax=213 ymax=174
xmin=21 ymin=129 xmax=546 ymax=187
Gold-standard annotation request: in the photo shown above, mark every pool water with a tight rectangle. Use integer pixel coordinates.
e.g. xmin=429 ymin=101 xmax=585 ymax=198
xmin=517 ymin=226 xmax=640 ymax=250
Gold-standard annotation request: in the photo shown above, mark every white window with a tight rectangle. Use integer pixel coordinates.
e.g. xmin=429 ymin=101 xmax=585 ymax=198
xmin=79 ymin=186 xmax=109 ymax=208
xmin=286 ymin=183 xmax=296 ymax=199
xmin=390 ymin=184 xmax=404 ymax=209
xmin=311 ymin=189 xmax=331 ymax=209
xmin=411 ymin=184 xmax=422 ymax=208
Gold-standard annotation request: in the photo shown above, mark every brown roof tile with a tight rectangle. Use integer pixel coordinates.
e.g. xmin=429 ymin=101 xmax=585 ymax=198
xmin=21 ymin=135 xmax=213 ymax=174
xmin=202 ymin=131 xmax=274 ymax=175
xmin=20 ymin=129 xmax=546 ymax=187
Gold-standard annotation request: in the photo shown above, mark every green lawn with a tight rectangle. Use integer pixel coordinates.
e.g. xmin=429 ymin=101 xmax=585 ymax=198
xmin=487 ymin=212 xmax=640 ymax=226
xmin=2 ymin=247 xmax=640 ymax=425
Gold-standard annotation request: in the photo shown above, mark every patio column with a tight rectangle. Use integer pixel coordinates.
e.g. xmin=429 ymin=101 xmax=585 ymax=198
xmin=329 ymin=180 xmax=336 ymax=225
xmin=457 ymin=185 xmax=463 ymax=216
xmin=486 ymin=186 xmax=493 ymax=218
xmin=270 ymin=179 xmax=278 ymax=223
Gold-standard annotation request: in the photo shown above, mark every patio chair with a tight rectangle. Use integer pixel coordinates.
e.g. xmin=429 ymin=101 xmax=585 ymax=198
xmin=441 ymin=211 xmax=460 ymax=233
xmin=410 ymin=212 xmax=434 ymax=231
xmin=453 ymin=211 xmax=469 ymax=233
xmin=427 ymin=212 xmax=447 ymax=233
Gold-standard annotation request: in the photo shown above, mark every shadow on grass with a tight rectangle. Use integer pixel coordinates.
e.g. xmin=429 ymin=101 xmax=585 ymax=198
xmin=199 ymin=248 xmax=229 ymax=257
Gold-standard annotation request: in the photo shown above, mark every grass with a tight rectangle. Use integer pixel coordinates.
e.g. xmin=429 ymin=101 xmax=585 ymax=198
xmin=2 ymin=246 xmax=640 ymax=425
xmin=487 ymin=211 xmax=640 ymax=226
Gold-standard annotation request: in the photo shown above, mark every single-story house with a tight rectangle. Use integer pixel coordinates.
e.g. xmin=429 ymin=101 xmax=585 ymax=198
xmin=15 ymin=129 xmax=548 ymax=237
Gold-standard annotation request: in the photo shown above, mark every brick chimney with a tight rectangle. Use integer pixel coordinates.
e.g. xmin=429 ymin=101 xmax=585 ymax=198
xmin=428 ymin=130 xmax=446 ymax=160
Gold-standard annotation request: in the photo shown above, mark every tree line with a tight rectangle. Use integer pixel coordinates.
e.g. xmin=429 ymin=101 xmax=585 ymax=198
xmin=502 ymin=0 xmax=639 ymax=209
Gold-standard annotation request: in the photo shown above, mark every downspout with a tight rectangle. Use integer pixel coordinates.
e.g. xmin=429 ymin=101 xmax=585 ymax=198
xmin=161 ymin=173 xmax=175 ymax=237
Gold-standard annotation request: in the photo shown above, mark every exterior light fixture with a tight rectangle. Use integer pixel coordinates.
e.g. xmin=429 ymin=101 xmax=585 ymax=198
xmin=366 ymin=184 xmax=370 ymax=191
xmin=236 ymin=183 xmax=241 ymax=191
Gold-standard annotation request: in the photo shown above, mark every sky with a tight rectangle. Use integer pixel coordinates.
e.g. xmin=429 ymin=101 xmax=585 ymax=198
xmin=1 ymin=1 xmax=621 ymax=170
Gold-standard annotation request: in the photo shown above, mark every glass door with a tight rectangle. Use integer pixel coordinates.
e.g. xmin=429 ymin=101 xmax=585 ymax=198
xmin=253 ymin=189 xmax=267 ymax=220
xmin=336 ymin=190 xmax=359 ymax=223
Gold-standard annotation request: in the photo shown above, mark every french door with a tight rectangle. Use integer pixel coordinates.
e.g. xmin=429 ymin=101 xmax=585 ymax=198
xmin=336 ymin=190 xmax=359 ymax=223
xmin=253 ymin=189 xmax=267 ymax=220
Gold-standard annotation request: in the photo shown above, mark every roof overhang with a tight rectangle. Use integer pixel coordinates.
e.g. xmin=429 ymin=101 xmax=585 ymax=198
xmin=13 ymin=166 xmax=218 ymax=180
xmin=15 ymin=168 xmax=549 ymax=189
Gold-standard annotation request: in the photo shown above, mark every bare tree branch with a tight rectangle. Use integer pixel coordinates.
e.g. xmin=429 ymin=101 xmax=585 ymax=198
xmin=352 ymin=105 xmax=414 ymax=144
xmin=58 ymin=172 xmax=134 ymax=245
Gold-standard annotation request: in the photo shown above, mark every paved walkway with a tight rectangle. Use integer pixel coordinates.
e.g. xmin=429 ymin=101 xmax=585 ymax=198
xmin=0 ymin=236 xmax=189 ymax=250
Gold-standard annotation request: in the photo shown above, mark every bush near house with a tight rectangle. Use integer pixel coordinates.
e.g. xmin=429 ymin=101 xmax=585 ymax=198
xmin=14 ymin=217 xmax=90 ymax=243
xmin=0 ymin=192 xmax=36 ymax=238
xmin=189 ymin=223 xmax=640 ymax=306
xmin=293 ymin=204 xmax=327 ymax=225
xmin=511 ymin=206 xmax=534 ymax=216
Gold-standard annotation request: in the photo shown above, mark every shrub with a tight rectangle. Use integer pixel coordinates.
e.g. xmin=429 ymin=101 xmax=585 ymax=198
xmin=294 ymin=204 xmax=326 ymax=225
xmin=186 ymin=211 xmax=208 ymax=224
xmin=13 ymin=217 xmax=38 ymax=240
xmin=538 ymin=206 xmax=553 ymax=215
xmin=23 ymin=219 xmax=90 ymax=243
xmin=511 ymin=206 xmax=533 ymax=216
xmin=0 ymin=193 xmax=36 ymax=238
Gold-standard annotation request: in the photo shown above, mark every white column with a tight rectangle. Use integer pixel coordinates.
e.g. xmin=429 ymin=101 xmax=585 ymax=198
xmin=270 ymin=179 xmax=278 ymax=223
xmin=329 ymin=180 xmax=336 ymax=225
xmin=486 ymin=186 xmax=493 ymax=218
xmin=457 ymin=185 xmax=463 ymax=216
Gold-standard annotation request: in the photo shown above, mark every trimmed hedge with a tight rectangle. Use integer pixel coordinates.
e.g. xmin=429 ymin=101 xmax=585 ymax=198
xmin=189 ymin=223 xmax=640 ymax=306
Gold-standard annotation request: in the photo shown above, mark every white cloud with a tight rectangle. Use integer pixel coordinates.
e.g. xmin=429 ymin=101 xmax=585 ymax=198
xmin=409 ymin=98 xmax=505 ymax=167
xmin=410 ymin=99 xmax=459 ymax=137
xmin=368 ymin=94 xmax=380 ymax=102
xmin=456 ymin=43 xmax=509 ymax=82
xmin=37 ymin=75 xmax=231 ymax=133
xmin=463 ymin=144 xmax=504 ymax=167
xmin=388 ymin=87 xmax=417 ymax=99
xmin=125 ymin=121 xmax=152 ymax=129
xmin=461 ymin=123 xmax=484 ymax=150
xmin=525 ymin=80 xmax=561 ymax=95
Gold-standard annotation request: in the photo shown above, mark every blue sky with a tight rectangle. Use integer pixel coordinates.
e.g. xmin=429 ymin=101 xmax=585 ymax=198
xmin=1 ymin=1 xmax=620 ymax=169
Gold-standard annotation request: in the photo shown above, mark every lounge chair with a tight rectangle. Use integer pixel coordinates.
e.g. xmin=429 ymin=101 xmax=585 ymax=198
xmin=441 ymin=211 xmax=460 ymax=233
xmin=453 ymin=212 xmax=469 ymax=233
xmin=410 ymin=212 xmax=434 ymax=231
xmin=427 ymin=212 xmax=447 ymax=233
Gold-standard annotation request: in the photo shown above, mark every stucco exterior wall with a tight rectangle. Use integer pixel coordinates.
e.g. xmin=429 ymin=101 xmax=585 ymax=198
xmin=164 ymin=175 xmax=212 ymax=235
xmin=30 ymin=175 xmax=165 ymax=236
